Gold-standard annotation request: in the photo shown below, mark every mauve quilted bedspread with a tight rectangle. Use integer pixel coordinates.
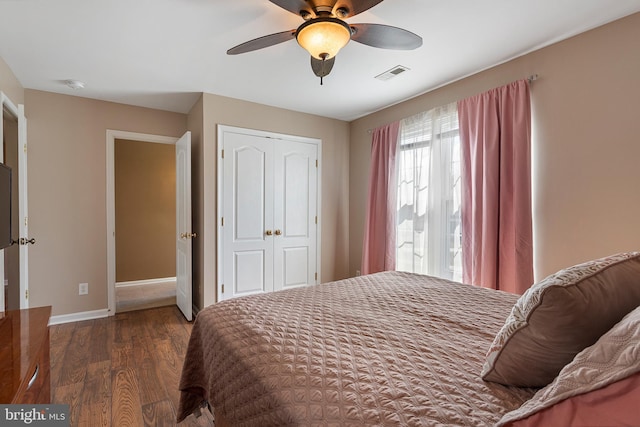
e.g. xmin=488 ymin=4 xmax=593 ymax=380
xmin=178 ymin=271 xmax=536 ymax=426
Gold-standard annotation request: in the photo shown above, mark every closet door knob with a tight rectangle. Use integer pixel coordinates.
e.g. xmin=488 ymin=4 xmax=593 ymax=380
xmin=265 ymin=230 xmax=273 ymax=236
xmin=274 ymin=229 xmax=282 ymax=236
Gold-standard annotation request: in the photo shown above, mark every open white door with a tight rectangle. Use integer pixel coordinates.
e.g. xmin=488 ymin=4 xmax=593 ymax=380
xmin=17 ymin=104 xmax=29 ymax=309
xmin=0 ymin=95 xmax=29 ymax=313
xmin=176 ymin=131 xmax=193 ymax=321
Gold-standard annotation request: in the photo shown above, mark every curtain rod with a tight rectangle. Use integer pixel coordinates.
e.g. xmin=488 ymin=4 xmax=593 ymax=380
xmin=366 ymin=73 xmax=539 ymax=134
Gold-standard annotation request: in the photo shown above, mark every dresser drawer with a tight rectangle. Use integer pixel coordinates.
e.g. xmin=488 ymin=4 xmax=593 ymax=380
xmin=15 ymin=332 xmax=51 ymax=404
xmin=0 ymin=307 xmax=52 ymax=404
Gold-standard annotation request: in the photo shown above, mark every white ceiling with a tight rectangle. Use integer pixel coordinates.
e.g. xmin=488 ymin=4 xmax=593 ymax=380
xmin=1 ymin=0 xmax=639 ymax=121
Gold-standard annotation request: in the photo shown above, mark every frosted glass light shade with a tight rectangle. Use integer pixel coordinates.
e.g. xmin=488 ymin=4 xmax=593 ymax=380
xmin=296 ymin=18 xmax=351 ymax=60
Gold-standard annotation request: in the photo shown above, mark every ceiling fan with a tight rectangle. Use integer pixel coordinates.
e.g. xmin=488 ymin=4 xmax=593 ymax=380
xmin=227 ymin=0 xmax=423 ymax=84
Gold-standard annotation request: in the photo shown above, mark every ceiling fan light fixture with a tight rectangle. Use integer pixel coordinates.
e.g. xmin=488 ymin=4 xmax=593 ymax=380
xmin=296 ymin=17 xmax=351 ymax=60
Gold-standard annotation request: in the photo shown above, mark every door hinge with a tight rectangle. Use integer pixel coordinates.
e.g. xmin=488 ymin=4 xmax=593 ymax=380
xmin=221 ymin=284 xmax=225 ymax=293
xmin=24 ymin=217 xmax=28 ymax=227
xmin=25 ymin=289 xmax=29 ymax=300
xmin=315 ymin=216 xmax=317 ymax=225
xmin=221 ymin=217 xmax=224 ymax=226
xmin=315 ymin=273 xmax=317 ymax=281
xmin=221 ymin=149 xmax=224 ymax=159
xmin=315 ymin=159 xmax=318 ymax=168
xmin=23 ymin=144 xmax=27 ymax=153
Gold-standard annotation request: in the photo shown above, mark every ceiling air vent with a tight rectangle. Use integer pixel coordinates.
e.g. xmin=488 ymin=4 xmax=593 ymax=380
xmin=375 ymin=65 xmax=410 ymax=81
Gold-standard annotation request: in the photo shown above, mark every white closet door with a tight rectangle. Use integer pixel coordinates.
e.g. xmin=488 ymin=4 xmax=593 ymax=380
xmin=273 ymin=140 xmax=318 ymax=290
xmin=222 ymin=132 xmax=274 ymax=299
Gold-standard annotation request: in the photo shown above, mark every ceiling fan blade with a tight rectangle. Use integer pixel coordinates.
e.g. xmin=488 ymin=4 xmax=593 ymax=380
xmin=350 ymin=23 xmax=422 ymax=50
xmin=269 ymin=0 xmax=316 ymax=18
xmin=227 ymin=30 xmax=296 ymax=55
xmin=311 ymin=56 xmax=335 ymax=77
xmin=333 ymin=0 xmax=383 ymax=18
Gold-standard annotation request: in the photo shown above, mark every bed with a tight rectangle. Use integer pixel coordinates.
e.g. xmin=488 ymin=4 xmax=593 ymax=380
xmin=178 ymin=254 xmax=640 ymax=426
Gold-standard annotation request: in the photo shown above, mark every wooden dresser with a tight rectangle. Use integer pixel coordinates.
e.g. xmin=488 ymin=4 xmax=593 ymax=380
xmin=0 ymin=306 xmax=52 ymax=404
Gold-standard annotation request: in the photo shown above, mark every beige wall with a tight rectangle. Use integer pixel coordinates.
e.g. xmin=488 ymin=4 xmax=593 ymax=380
xmin=195 ymin=93 xmax=350 ymax=307
xmin=0 ymin=56 xmax=24 ymax=106
xmin=350 ymin=13 xmax=640 ymax=281
xmin=114 ymin=139 xmax=176 ymax=282
xmin=25 ymin=90 xmax=187 ymax=316
xmin=23 ymin=88 xmax=348 ymax=315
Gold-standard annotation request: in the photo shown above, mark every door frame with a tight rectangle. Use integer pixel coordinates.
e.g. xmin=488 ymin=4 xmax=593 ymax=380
xmin=216 ymin=125 xmax=322 ymax=302
xmin=0 ymin=92 xmax=28 ymax=312
xmin=106 ymin=130 xmax=179 ymax=315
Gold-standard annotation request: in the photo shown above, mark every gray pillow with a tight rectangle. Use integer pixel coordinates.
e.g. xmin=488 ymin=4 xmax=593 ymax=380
xmin=482 ymin=252 xmax=640 ymax=387
xmin=496 ymin=305 xmax=640 ymax=426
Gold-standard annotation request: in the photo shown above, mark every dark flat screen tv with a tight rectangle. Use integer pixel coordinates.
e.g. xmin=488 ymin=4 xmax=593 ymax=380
xmin=0 ymin=162 xmax=12 ymax=250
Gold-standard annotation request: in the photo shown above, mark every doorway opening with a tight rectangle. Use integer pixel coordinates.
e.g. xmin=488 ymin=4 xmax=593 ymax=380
xmin=106 ymin=130 xmax=194 ymax=319
xmin=113 ymin=138 xmax=176 ymax=313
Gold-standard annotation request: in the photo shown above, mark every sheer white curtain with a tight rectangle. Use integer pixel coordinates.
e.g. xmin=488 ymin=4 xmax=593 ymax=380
xmin=396 ymin=102 xmax=462 ymax=281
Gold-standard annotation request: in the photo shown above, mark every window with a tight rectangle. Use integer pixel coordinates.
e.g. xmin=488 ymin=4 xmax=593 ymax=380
xmin=396 ymin=103 xmax=462 ymax=281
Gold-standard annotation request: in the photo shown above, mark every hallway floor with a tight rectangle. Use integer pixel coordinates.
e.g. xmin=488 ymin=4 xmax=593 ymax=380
xmin=116 ymin=282 xmax=176 ymax=313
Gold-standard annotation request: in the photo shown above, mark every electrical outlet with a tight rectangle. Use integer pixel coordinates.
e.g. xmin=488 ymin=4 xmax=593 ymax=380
xmin=356 ymin=270 xmax=361 ymax=276
xmin=79 ymin=282 xmax=89 ymax=295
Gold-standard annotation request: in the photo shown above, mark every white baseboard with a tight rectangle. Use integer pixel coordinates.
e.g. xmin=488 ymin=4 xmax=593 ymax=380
xmin=48 ymin=308 xmax=110 ymax=326
xmin=115 ymin=277 xmax=177 ymax=288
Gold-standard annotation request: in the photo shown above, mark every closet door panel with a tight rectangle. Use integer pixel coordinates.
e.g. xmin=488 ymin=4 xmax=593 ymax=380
xmin=274 ymin=140 xmax=318 ymax=291
xmin=222 ymin=132 xmax=274 ymax=298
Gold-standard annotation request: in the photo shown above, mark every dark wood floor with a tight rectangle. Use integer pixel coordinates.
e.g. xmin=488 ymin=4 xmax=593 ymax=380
xmin=50 ymin=305 xmax=213 ymax=426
